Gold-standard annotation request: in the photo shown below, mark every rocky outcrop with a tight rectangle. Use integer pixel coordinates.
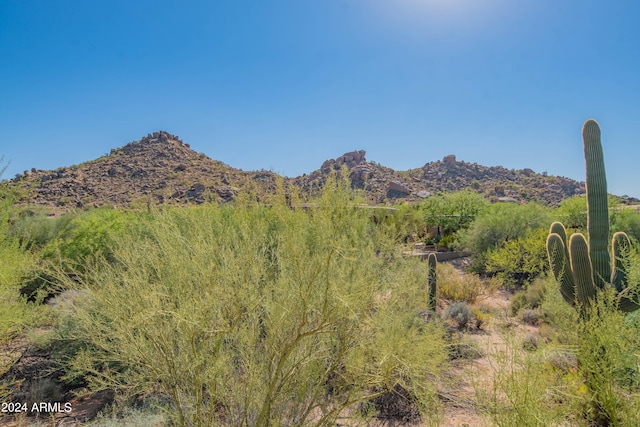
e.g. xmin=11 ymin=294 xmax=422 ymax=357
xmin=388 ymin=181 xmax=411 ymax=195
xmin=8 ymin=135 xmax=586 ymax=209
xmin=11 ymin=131 xmax=280 ymax=209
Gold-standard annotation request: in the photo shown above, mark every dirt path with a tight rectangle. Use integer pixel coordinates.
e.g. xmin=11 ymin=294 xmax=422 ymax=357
xmin=438 ymin=289 xmax=512 ymax=427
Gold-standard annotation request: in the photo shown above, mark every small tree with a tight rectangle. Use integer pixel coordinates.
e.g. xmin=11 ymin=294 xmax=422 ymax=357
xmin=421 ymin=190 xmax=487 ymax=237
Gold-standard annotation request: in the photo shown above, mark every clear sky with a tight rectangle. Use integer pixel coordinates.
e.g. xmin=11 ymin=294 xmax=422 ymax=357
xmin=1 ymin=0 xmax=639 ymax=197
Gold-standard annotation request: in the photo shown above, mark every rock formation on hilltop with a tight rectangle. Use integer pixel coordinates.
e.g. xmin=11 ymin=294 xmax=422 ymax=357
xmin=7 ymin=134 xmax=586 ymax=210
xmin=296 ymin=152 xmax=584 ymax=206
xmin=11 ymin=131 xmax=279 ymax=209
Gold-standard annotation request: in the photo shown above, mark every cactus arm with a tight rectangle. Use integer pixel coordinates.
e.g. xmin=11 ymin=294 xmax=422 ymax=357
xmin=547 ymin=231 xmax=575 ymax=305
xmin=550 ymin=221 xmax=569 ymax=244
xmin=549 ymin=222 xmax=573 ymax=282
xmin=427 ymin=253 xmax=437 ymax=311
xmin=569 ymin=233 xmax=597 ymax=307
xmin=583 ymin=119 xmax=611 ymax=288
xmin=618 ymin=296 xmax=640 ymax=313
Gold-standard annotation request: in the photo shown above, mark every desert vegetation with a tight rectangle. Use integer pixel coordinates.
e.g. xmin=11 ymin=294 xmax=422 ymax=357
xmin=1 ymin=122 xmax=640 ymax=426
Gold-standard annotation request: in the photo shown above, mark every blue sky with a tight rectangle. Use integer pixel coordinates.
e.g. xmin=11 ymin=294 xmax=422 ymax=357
xmin=1 ymin=0 xmax=639 ymax=197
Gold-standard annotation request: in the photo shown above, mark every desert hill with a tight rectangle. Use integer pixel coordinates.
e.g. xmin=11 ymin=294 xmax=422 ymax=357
xmin=9 ymin=131 xmax=280 ymax=209
xmin=296 ymin=153 xmax=584 ymax=206
xmin=6 ymin=131 xmax=586 ymax=209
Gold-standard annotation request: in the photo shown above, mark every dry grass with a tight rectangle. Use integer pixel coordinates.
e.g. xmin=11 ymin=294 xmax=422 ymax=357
xmin=437 ymin=263 xmax=500 ymax=305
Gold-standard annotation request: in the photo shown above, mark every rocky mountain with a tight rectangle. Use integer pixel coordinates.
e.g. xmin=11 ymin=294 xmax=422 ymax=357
xmin=296 ymin=153 xmax=584 ymax=206
xmin=9 ymin=131 xmax=280 ymax=209
xmin=6 ymin=132 xmax=586 ymax=210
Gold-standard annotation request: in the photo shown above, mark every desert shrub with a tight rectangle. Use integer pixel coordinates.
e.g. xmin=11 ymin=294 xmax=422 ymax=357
xmin=384 ymin=202 xmax=428 ymax=244
xmin=478 ymin=332 xmax=571 ymax=427
xmin=7 ymin=208 xmax=77 ymax=250
xmin=421 ymin=190 xmax=487 ymax=238
xmin=0 ymin=177 xmax=51 ymax=345
xmin=472 ymin=307 xmax=490 ymax=330
xmin=509 ymin=292 xmax=527 ymax=316
xmin=43 ymin=208 xmax=136 ymax=271
xmin=457 ymin=202 xmax=549 ymax=273
xmin=519 ymin=309 xmax=540 ymax=326
xmin=538 ymin=276 xmax=579 ymax=344
xmin=554 ymin=195 xmax=588 ymax=231
xmin=448 ymin=339 xmax=483 ymax=360
xmin=521 ymin=333 xmax=539 ymax=351
xmin=437 ymin=263 xmax=496 ymax=304
xmin=575 ymin=291 xmax=640 ymax=426
xmin=0 ymin=236 xmax=50 ymax=344
xmin=20 ymin=208 xmax=141 ymax=299
xmin=444 ymin=302 xmax=475 ymax=330
xmin=510 ymin=277 xmax=547 ymax=316
xmin=485 ymin=228 xmax=548 ymax=288
xmin=57 ymin=177 xmax=449 ymax=426
xmin=540 ymin=280 xmax=640 ymax=425
xmin=612 ymin=207 xmax=640 ymax=243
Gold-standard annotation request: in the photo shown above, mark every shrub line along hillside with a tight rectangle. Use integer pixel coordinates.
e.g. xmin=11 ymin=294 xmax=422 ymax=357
xmin=4 ymin=131 xmax=592 ymax=210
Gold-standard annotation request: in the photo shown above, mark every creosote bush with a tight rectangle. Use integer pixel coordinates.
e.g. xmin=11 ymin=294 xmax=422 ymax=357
xmin=57 ymin=176 xmax=448 ymax=427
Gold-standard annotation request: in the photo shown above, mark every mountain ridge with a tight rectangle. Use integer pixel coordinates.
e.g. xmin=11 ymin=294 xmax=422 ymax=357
xmin=6 ymin=131 xmax=588 ymax=210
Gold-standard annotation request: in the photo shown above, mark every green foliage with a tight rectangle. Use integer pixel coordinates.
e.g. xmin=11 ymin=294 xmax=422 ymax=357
xmin=0 ymin=165 xmax=52 ymax=345
xmin=458 ymin=202 xmax=549 ymax=272
xmin=555 ymin=195 xmax=588 ymax=231
xmin=486 ymin=228 xmax=549 ymax=288
xmin=16 ymin=208 xmax=140 ymax=300
xmin=421 ymin=190 xmax=487 ymax=236
xmin=57 ymin=176 xmax=448 ymax=426
xmin=611 ymin=207 xmax=640 ymax=243
xmin=479 ymin=332 xmax=572 ymax=427
xmin=8 ymin=208 xmax=77 ymax=250
xmin=510 ymin=276 xmax=548 ymax=316
xmin=577 ymin=291 xmax=640 ymax=426
xmin=43 ymin=208 xmax=136 ymax=271
xmin=380 ymin=202 xmax=427 ymax=244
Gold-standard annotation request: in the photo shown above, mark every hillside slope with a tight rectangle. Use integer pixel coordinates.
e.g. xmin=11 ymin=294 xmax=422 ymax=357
xmin=6 ymin=132 xmax=585 ymax=209
xmin=10 ymin=131 xmax=280 ymax=209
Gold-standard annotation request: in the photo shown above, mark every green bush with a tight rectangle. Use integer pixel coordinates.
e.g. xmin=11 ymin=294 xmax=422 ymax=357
xmin=479 ymin=332 xmax=570 ymax=427
xmin=0 ymin=168 xmax=52 ymax=346
xmin=57 ymin=177 xmax=449 ymax=426
xmin=554 ymin=195 xmax=588 ymax=231
xmin=486 ymin=228 xmax=548 ymax=288
xmin=458 ymin=202 xmax=549 ymax=273
xmin=16 ymin=208 xmax=140 ymax=300
xmin=43 ymin=208 xmax=138 ymax=271
xmin=444 ymin=302 xmax=475 ymax=330
xmin=7 ymin=208 xmax=77 ymax=250
xmin=421 ymin=190 xmax=487 ymax=237
xmin=385 ymin=202 xmax=428 ymax=244
xmin=577 ymin=291 xmax=640 ymax=426
xmin=612 ymin=207 xmax=640 ymax=244
xmin=510 ymin=277 xmax=547 ymax=316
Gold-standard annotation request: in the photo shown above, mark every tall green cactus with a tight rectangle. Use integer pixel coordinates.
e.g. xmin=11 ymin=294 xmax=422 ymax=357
xmin=427 ymin=253 xmax=437 ymax=311
xmin=546 ymin=119 xmax=639 ymax=313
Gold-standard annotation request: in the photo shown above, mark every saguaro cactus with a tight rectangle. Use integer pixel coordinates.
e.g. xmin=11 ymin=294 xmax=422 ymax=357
xmin=546 ymin=119 xmax=639 ymax=313
xmin=427 ymin=253 xmax=437 ymax=311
